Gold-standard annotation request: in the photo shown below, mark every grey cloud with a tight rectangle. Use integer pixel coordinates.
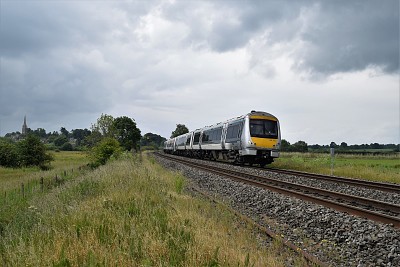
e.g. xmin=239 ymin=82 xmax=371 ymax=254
xmin=0 ymin=0 xmax=398 ymax=143
xmin=161 ymin=1 xmax=304 ymax=52
xmin=0 ymin=1 xmax=148 ymax=134
xmin=1 ymin=2 xmax=84 ymax=56
xmin=162 ymin=0 xmax=398 ymax=75
xmin=241 ymin=0 xmax=398 ymax=75
xmin=295 ymin=0 xmax=399 ymax=75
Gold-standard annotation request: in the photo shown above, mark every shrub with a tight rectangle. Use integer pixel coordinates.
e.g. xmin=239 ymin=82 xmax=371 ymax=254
xmin=16 ymin=135 xmax=54 ymax=168
xmin=61 ymin=142 xmax=73 ymax=151
xmin=89 ymin=137 xmax=122 ymax=167
xmin=0 ymin=140 xmax=20 ymax=167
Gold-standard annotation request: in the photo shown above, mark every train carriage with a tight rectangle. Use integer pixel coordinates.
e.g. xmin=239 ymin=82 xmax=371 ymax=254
xmin=164 ymin=110 xmax=281 ymax=167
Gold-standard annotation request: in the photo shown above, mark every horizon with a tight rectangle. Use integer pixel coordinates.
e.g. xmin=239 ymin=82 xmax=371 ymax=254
xmin=2 ymin=114 xmax=399 ymax=147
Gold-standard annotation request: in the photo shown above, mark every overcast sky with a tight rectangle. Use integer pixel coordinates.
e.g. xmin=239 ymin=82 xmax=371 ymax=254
xmin=0 ymin=0 xmax=399 ymax=145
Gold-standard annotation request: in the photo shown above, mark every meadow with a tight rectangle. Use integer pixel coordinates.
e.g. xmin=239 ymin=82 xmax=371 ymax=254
xmin=0 ymin=151 xmax=305 ymax=266
xmin=0 ymin=151 xmax=88 ymax=192
xmin=271 ymin=152 xmax=400 ymax=184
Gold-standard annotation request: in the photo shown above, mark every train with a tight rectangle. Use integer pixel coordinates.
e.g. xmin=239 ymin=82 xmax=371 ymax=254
xmin=164 ymin=110 xmax=281 ymax=167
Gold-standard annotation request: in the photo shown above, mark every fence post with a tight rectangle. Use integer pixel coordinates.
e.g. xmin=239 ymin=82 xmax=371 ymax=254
xmin=21 ymin=183 xmax=25 ymax=198
xmin=64 ymin=170 xmax=67 ymax=176
xmin=55 ymin=174 xmax=58 ymax=185
xmin=40 ymin=177 xmax=44 ymax=192
xmin=330 ymin=148 xmax=335 ymax=176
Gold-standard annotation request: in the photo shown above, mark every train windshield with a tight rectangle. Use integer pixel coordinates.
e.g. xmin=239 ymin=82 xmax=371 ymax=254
xmin=250 ymin=119 xmax=278 ymax=138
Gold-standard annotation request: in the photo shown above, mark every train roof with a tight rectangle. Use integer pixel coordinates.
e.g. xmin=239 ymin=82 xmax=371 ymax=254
xmin=201 ymin=110 xmax=278 ymax=129
xmin=170 ymin=110 xmax=278 ymax=140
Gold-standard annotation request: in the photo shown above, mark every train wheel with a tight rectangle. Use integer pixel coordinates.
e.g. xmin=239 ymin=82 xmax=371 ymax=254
xmin=235 ymin=155 xmax=244 ymax=166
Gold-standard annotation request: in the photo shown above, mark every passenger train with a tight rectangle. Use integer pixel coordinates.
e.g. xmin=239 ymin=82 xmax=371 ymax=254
xmin=164 ymin=110 xmax=281 ymax=167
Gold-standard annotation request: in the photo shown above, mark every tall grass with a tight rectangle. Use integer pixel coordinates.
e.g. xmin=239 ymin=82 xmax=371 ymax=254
xmin=0 ymin=152 xmax=305 ymax=266
xmin=0 ymin=151 xmax=88 ymax=192
xmin=271 ymin=152 xmax=400 ymax=184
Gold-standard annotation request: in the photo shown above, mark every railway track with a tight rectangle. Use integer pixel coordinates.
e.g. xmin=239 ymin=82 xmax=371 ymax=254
xmin=264 ymin=167 xmax=400 ymax=194
xmin=157 ymin=153 xmax=400 ymax=228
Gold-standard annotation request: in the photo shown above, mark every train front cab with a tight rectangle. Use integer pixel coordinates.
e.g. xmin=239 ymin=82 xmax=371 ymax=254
xmin=240 ymin=113 xmax=281 ymax=167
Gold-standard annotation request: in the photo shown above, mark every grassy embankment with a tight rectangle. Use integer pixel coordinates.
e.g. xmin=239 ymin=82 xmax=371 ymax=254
xmin=1 ymin=151 xmax=306 ymax=266
xmin=271 ymin=152 xmax=400 ymax=184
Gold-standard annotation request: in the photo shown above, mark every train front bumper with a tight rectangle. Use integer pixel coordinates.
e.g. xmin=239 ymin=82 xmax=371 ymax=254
xmin=239 ymin=149 xmax=280 ymax=158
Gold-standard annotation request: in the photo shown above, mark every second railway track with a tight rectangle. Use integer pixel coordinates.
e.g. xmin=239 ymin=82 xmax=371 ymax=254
xmin=157 ymin=152 xmax=400 ymax=228
xmin=264 ymin=167 xmax=400 ymax=194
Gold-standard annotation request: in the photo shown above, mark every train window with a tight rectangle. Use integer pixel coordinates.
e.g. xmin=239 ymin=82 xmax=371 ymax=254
xmin=193 ymin=132 xmax=201 ymax=144
xmin=202 ymin=131 xmax=210 ymax=142
xmin=226 ymin=124 xmax=240 ymax=140
xmin=181 ymin=136 xmax=186 ymax=145
xmin=202 ymin=128 xmax=222 ymax=144
xmin=213 ymin=128 xmax=222 ymax=143
xmin=250 ymin=119 xmax=278 ymax=138
xmin=209 ymin=130 xmax=215 ymax=142
xmin=186 ymin=135 xmax=191 ymax=145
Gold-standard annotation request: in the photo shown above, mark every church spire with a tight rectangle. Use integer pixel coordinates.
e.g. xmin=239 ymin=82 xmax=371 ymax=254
xmin=22 ymin=115 xmax=28 ymax=135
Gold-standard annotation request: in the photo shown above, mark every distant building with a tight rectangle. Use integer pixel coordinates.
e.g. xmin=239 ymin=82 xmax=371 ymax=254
xmin=22 ymin=116 xmax=28 ymax=135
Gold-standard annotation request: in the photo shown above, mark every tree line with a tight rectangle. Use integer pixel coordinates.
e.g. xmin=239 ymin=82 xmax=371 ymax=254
xmin=0 ymin=114 xmax=167 ymax=169
xmin=281 ymin=140 xmax=400 ymax=153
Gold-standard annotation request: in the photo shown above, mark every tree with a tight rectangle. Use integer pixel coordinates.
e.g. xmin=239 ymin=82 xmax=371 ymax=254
xmin=292 ymin=141 xmax=308 ymax=152
xmin=140 ymin=133 xmax=166 ymax=148
xmin=370 ymin=143 xmax=382 ymax=149
xmin=309 ymin=144 xmax=321 ymax=150
xmin=71 ymin=128 xmax=91 ymax=146
xmin=0 ymin=140 xmax=19 ymax=167
xmin=340 ymin=142 xmax=348 ymax=149
xmin=16 ymin=135 xmax=53 ymax=168
xmin=54 ymin=135 xmax=69 ymax=147
xmin=89 ymin=137 xmax=122 ymax=167
xmin=61 ymin=142 xmax=73 ymax=151
xmin=113 ymin=116 xmax=141 ymax=151
xmin=91 ymin=114 xmax=115 ymax=137
xmin=87 ymin=114 xmax=116 ymax=147
xmin=280 ymin=139 xmax=291 ymax=152
xmin=171 ymin=124 xmax=189 ymax=138
xmin=72 ymin=128 xmax=91 ymax=140
xmin=60 ymin=127 xmax=69 ymax=137
xmin=32 ymin=128 xmax=47 ymax=138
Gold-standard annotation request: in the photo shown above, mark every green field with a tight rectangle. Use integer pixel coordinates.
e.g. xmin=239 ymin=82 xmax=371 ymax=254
xmin=271 ymin=152 xmax=400 ymax=184
xmin=0 ymin=151 xmax=88 ymax=192
xmin=0 ymin=152 xmax=305 ymax=266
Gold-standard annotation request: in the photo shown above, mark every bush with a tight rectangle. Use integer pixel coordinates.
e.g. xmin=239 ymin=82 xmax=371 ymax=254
xmin=89 ymin=137 xmax=122 ymax=167
xmin=0 ymin=141 xmax=20 ymax=167
xmin=54 ymin=135 xmax=69 ymax=147
xmin=61 ymin=142 xmax=73 ymax=151
xmin=16 ymin=135 xmax=54 ymax=168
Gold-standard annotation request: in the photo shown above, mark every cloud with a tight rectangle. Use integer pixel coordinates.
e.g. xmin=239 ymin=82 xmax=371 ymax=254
xmin=161 ymin=0 xmax=399 ymax=76
xmin=294 ymin=0 xmax=399 ymax=76
xmin=0 ymin=0 xmax=398 ymax=145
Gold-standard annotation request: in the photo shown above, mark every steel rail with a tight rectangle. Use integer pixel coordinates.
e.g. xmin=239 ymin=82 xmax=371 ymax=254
xmin=157 ymin=153 xmax=400 ymax=228
xmin=221 ymin=167 xmax=400 ymax=215
xmin=264 ymin=168 xmax=400 ymax=194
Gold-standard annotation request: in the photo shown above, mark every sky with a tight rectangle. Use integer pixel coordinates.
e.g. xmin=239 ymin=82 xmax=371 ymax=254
xmin=0 ymin=0 xmax=399 ymax=145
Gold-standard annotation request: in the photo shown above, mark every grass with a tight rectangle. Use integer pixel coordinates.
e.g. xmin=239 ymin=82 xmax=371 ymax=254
xmin=271 ymin=152 xmax=400 ymax=184
xmin=0 ymin=151 xmax=88 ymax=192
xmin=0 ymin=152 xmax=306 ymax=266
